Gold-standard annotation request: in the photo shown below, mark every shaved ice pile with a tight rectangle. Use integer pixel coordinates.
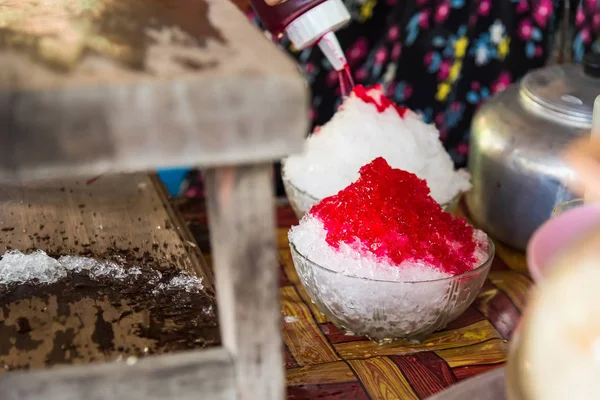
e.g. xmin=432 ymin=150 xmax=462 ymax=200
xmin=283 ymin=85 xmax=471 ymax=209
xmin=287 ymin=158 xmax=490 ymax=339
xmin=290 ymin=157 xmax=488 ymax=282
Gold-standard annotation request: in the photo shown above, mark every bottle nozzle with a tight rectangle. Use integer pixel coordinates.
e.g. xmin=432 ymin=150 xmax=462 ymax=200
xmin=318 ymin=32 xmax=354 ymax=97
xmin=317 ymin=31 xmax=347 ymax=71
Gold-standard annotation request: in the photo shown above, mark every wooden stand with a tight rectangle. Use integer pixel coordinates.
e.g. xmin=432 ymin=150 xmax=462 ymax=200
xmin=0 ymin=1 xmax=308 ymax=399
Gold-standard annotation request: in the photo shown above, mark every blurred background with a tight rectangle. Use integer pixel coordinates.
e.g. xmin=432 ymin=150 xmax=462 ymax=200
xmin=159 ymin=0 xmax=600 ymax=197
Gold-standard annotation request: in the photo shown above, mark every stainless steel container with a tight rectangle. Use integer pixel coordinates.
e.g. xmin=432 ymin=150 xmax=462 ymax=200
xmin=467 ymin=53 xmax=600 ymax=250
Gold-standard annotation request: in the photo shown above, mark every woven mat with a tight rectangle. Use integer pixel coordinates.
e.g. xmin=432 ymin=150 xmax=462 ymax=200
xmin=179 ymin=200 xmax=533 ymax=400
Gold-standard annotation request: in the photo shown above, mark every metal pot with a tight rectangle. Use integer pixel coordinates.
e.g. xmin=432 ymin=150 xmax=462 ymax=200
xmin=467 ymin=53 xmax=600 ymax=250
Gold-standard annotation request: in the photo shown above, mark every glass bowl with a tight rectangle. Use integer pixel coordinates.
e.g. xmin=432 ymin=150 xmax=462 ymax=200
xmin=282 ymin=174 xmax=318 ymax=220
xmin=283 ymin=173 xmax=462 ymax=220
xmin=289 ymin=237 xmax=495 ymax=343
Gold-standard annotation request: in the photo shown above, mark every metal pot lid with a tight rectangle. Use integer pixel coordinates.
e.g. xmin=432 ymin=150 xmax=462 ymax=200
xmin=520 ymin=53 xmax=600 ymax=126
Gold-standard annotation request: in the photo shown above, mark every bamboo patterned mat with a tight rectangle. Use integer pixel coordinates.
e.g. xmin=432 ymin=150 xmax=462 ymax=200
xmin=179 ymin=199 xmax=533 ymax=400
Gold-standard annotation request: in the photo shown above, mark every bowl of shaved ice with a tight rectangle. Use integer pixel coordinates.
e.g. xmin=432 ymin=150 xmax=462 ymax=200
xmin=288 ymin=157 xmax=493 ymax=342
xmin=283 ymin=85 xmax=470 ymax=219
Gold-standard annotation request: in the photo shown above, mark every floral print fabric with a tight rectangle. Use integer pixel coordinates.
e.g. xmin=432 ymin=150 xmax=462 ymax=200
xmin=248 ymin=0 xmax=599 ymax=167
xmin=180 ymin=0 xmax=600 ymax=198
xmin=575 ymin=0 xmax=600 ymax=61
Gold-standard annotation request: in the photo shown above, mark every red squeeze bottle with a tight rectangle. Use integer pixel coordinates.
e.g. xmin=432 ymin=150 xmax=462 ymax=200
xmin=250 ymin=0 xmax=351 ymax=72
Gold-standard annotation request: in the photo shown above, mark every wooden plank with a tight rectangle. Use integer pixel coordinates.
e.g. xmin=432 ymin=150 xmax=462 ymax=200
xmin=391 ymin=352 xmax=457 ymax=399
xmin=453 ymin=363 xmax=504 ymax=382
xmin=279 ymin=248 xmax=299 ymax=284
xmin=348 ymin=357 xmax=419 ymax=400
xmin=487 ymin=271 xmax=532 ymax=311
xmin=0 ymin=347 xmax=235 ymax=400
xmin=287 ymin=361 xmax=356 ymax=386
xmin=293 ymin=282 xmax=328 ymax=324
xmin=277 ymin=228 xmax=291 ymax=249
xmin=319 ymin=323 xmax=366 ymax=344
xmin=427 ymin=367 xmax=506 ymax=400
xmin=0 ymin=174 xmax=219 ymax=371
xmin=435 ymin=339 xmax=508 ymax=368
xmin=442 ymin=307 xmax=485 ymax=331
xmin=0 ymin=0 xmax=308 ymax=182
xmin=278 ymin=247 xmax=328 ymax=323
xmin=287 ymin=382 xmax=370 ymax=399
xmin=473 ymin=282 xmax=521 ymax=340
xmin=205 ymin=165 xmax=284 ymax=400
xmin=151 ymin=174 xmax=215 ymax=285
xmin=279 ymin=286 xmax=339 ymax=366
xmin=334 ymin=320 xmax=502 ymax=359
xmin=494 ymin=241 xmax=529 ymax=275
xmin=0 ymin=173 xmax=211 ymax=285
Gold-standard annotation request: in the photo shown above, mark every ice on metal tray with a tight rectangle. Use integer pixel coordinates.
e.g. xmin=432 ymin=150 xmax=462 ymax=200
xmin=154 ymin=274 xmax=204 ymax=293
xmin=58 ymin=254 xmax=129 ymax=280
xmin=0 ymin=250 xmax=202 ymax=291
xmin=0 ymin=250 xmax=135 ymax=285
xmin=0 ymin=250 xmax=64 ymax=285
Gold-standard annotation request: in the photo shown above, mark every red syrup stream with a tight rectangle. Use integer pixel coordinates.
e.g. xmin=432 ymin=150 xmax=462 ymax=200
xmin=337 ymin=64 xmax=355 ymax=99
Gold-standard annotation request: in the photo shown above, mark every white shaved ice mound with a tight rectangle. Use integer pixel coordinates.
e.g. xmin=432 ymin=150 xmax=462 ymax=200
xmin=283 ymin=86 xmax=471 ymax=206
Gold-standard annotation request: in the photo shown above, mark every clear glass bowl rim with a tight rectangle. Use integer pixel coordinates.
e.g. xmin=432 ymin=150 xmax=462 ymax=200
xmin=282 ymin=171 xmax=319 ymax=202
xmin=289 ymin=236 xmax=495 ymax=284
xmin=281 ymin=170 xmax=462 ymax=210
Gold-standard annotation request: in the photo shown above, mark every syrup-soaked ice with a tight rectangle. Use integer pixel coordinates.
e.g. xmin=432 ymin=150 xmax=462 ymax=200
xmin=0 ymin=250 xmax=203 ymax=291
xmin=289 ymin=158 xmax=488 ymax=282
xmin=283 ymin=84 xmax=471 ymax=206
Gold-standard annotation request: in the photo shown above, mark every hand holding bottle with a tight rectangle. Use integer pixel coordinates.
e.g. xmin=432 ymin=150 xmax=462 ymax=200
xmin=251 ymin=0 xmax=350 ymax=72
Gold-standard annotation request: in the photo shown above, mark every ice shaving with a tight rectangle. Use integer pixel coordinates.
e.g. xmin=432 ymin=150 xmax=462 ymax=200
xmin=283 ymin=85 xmax=471 ymax=210
xmin=0 ymin=250 xmax=203 ymax=292
xmin=289 ymin=157 xmax=488 ymax=282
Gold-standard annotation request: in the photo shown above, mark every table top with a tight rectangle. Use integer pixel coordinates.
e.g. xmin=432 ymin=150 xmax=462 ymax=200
xmin=0 ymin=175 xmax=219 ymax=373
xmin=0 ymin=0 xmax=308 ymax=182
xmin=179 ymin=199 xmax=533 ymax=400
